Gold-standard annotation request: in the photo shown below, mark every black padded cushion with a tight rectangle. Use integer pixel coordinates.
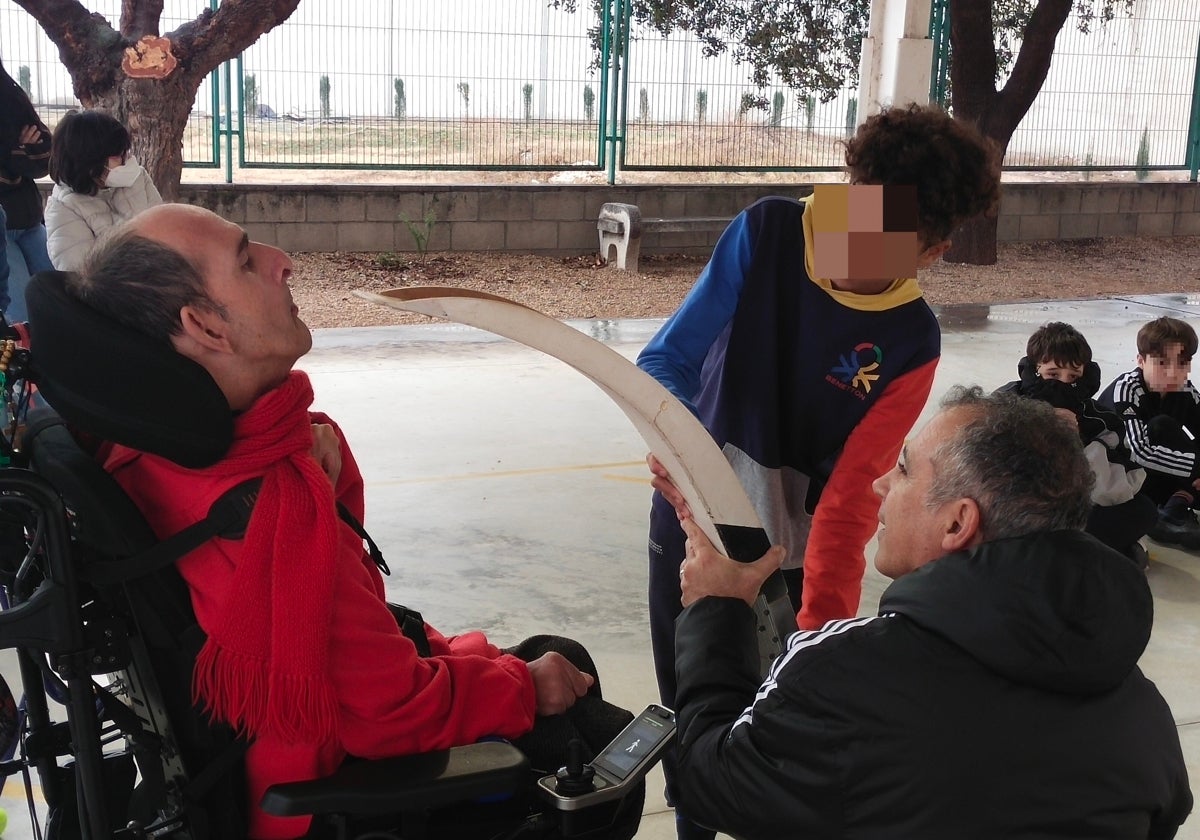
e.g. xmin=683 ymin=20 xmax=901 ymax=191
xmin=25 ymin=271 xmax=233 ymax=468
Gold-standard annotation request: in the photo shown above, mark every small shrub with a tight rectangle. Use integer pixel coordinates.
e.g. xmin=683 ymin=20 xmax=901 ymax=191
xmin=845 ymin=97 xmax=857 ymax=136
xmin=639 ymin=87 xmax=649 ymax=121
xmin=400 ymin=209 xmax=439 ymax=262
xmin=17 ymin=66 xmax=31 ymax=96
xmin=804 ymin=95 xmax=817 ymax=134
xmin=319 ymin=75 xmax=331 ymax=119
xmin=770 ymin=91 xmax=784 ymax=128
xmin=583 ymin=84 xmax=595 ymax=122
xmin=738 ymin=92 xmax=767 ymax=122
xmin=394 ymin=78 xmax=407 ymax=120
xmin=522 ymin=83 xmax=534 ymax=122
xmin=1135 ymin=128 xmax=1150 ymax=181
xmin=695 ymin=89 xmax=707 ymax=124
xmin=376 ymin=252 xmax=406 ymax=269
xmin=244 ymin=73 xmax=259 ymax=117
xmin=456 ymin=81 xmax=471 ymax=115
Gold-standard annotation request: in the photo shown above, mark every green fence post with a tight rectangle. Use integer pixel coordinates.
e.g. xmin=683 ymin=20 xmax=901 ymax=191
xmin=597 ymin=0 xmax=611 ymax=170
xmin=606 ymin=0 xmax=626 ymax=185
xmin=928 ymin=0 xmax=950 ymax=108
xmin=1188 ymin=31 xmax=1200 ymax=181
xmin=617 ymin=0 xmax=631 ymax=173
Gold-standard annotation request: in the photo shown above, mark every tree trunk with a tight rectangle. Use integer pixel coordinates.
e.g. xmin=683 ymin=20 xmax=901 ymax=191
xmin=944 ymin=0 xmax=1074 ymax=265
xmin=944 ymin=211 xmax=999 ymax=265
xmin=15 ymin=0 xmax=301 ymax=198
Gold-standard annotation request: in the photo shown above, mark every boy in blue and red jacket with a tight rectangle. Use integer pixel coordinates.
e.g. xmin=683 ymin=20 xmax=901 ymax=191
xmin=637 ymin=104 xmax=1002 ymax=840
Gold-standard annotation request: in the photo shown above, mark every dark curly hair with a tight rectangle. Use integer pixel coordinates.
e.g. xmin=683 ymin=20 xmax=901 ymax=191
xmin=1026 ymin=322 xmax=1092 ymax=368
xmin=49 ymin=110 xmax=132 ymax=196
xmin=843 ymin=104 xmax=1001 ymax=248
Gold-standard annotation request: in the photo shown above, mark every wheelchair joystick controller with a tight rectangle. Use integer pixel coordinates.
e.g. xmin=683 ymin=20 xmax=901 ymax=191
xmin=554 ymin=739 xmax=596 ymax=796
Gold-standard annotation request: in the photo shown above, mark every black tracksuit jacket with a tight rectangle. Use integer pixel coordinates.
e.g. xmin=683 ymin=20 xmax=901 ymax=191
xmin=675 ymin=530 xmax=1192 ymax=839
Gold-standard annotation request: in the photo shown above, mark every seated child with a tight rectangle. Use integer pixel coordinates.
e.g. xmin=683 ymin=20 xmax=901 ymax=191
xmin=998 ymin=322 xmax=1155 ymax=565
xmin=1098 ymin=316 xmax=1200 ymax=550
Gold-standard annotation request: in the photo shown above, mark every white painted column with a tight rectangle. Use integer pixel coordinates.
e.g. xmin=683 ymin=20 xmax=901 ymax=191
xmin=856 ymin=0 xmax=935 ymax=122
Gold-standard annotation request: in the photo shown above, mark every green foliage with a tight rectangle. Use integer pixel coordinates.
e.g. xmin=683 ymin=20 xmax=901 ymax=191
xmin=456 ymin=81 xmax=471 ymax=114
xmin=638 ymin=87 xmax=649 ymax=121
xmin=399 ymin=209 xmax=439 ymax=262
xmin=17 ymin=66 xmax=31 ymax=95
xmin=1136 ymin=128 xmax=1151 ymax=181
xmin=770 ymin=91 xmax=784 ymax=128
xmin=551 ymin=0 xmax=1136 ymax=104
xmin=739 ymin=91 xmax=767 ymax=121
xmin=695 ymin=89 xmax=707 ymax=124
xmin=394 ymin=78 xmax=407 ymax=119
xmin=583 ymin=84 xmax=595 ymax=121
xmin=804 ymin=94 xmax=816 ymax=133
xmin=319 ymin=75 xmax=331 ymax=119
xmin=376 ymin=252 xmax=406 ymax=269
xmin=845 ymin=96 xmax=857 ymax=136
xmin=244 ymin=73 xmax=258 ymax=117
xmin=522 ymin=83 xmax=534 ymax=122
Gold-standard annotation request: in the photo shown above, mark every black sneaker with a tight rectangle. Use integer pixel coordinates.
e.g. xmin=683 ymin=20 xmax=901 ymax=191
xmin=1147 ymin=511 xmax=1200 ymax=550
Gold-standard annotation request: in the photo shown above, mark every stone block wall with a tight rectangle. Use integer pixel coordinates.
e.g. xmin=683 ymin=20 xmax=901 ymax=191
xmin=40 ymin=181 xmax=1200 ymax=257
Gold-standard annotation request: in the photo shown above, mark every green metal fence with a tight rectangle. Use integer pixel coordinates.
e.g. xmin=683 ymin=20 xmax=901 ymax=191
xmin=929 ymin=0 xmax=1200 ymax=179
xmin=0 ymin=0 xmax=220 ymax=167
xmin=3 ymin=0 xmax=1200 ymax=180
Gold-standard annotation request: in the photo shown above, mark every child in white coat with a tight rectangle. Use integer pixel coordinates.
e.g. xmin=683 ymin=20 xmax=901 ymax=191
xmin=45 ymin=110 xmax=162 ymax=272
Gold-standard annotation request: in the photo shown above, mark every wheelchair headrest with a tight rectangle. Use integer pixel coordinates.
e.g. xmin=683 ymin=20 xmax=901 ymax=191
xmin=25 ymin=271 xmax=234 ymax=468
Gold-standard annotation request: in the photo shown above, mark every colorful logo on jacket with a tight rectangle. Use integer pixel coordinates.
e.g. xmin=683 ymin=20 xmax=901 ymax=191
xmin=829 ymin=343 xmax=883 ymax=395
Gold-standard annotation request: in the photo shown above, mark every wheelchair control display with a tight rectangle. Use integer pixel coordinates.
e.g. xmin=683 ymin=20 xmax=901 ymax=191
xmin=537 ymin=703 xmax=675 ymax=811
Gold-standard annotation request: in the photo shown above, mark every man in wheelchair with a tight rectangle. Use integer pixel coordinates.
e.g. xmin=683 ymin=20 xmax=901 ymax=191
xmin=13 ymin=202 xmax=645 ymax=840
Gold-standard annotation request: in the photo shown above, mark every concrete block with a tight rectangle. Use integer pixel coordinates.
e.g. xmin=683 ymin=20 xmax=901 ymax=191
xmin=1017 ymin=214 xmax=1060 ymax=241
xmin=1059 ymin=214 xmax=1099 ymax=239
xmin=425 ymin=222 xmax=452 ymax=253
xmin=1156 ymin=185 xmax=1195 ymax=214
xmin=684 ymin=190 xmax=741 ymax=218
xmin=1174 ymin=211 xmax=1200 ymax=236
xmin=558 ymin=220 xmax=597 ymax=252
xmin=1117 ymin=186 xmax=1163 ymax=214
xmin=1097 ymin=213 xmax=1139 ymax=237
xmin=187 ymin=189 xmax=247 ymax=222
xmin=480 ymin=190 xmax=535 ymax=222
xmin=366 ymin=193 xmax=401 ymax=222
xmin=1136 ymin=212 xmax=1175 ymax=237
xmin=245 ymin=191 xmax=306 ymax=223
xmin=275 ymin=222 xmax=338 ymax=253
xmin=337 ymin=222 xmax=397 ymax=252
xmin=996 ymin=214 xmax=1020 ymax=243
xmin=1038 ymin=187 xmax=1081 ymax=215
xmin=394 ymin=193 xmax=429 ymax=226
xmin=657 ymin=191 xmax=688 ymax=218
xmin=584 ymin=190 xmax=633 ymax=218
xmin=450 ymin=221 xmax=506 ymax=251
xmin=243 ymin=222 xmax=278 ymax=247
xmin=1005 ymin=187 xmax=1043 ymax=215
xmin=439 ymin=191 xmax=481 ymax=222
xmin=1078 ymin=187 xmax=1122 ymax=215
xmin=533 ymin=190 xmax=587 ymax=221
xmin=655 ymin=229 xmax=720 ymax=251
xmin=505 ymin=220 xmax=559 ymax=251
xmin=307 ymin=193 xmax=365 ymax=223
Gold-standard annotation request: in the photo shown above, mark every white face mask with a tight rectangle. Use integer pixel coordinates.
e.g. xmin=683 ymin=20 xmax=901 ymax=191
xmin=104 ymin=156 xmax=143 ymax=189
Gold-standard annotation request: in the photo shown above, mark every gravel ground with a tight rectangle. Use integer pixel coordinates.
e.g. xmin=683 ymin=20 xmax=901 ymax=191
xmin=289 ymin=235 xmax=1200 ymax=329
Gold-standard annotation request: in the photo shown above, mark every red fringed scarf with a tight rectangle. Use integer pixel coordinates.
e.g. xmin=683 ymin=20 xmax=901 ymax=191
xmin=189 ymin=371 xmax=341 ymax=743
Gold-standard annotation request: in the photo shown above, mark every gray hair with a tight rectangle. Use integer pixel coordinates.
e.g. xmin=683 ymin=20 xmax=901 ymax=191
xmin=68 ymin=225 xmax=226 ymax=346
xmin=925 ymin=385 xmax=1094 ymax=540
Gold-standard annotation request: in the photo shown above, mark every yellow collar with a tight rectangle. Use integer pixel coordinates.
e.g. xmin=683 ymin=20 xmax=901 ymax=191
xmin=800 ymin=194 xmax=924 ymax=312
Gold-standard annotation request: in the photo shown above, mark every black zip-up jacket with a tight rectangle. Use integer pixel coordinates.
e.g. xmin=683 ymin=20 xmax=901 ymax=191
xmin=675 ymin=530 xmax=1192 ymax=839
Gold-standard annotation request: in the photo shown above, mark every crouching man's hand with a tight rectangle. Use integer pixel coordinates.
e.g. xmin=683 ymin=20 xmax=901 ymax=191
xmin=679 ymin=517 xmax=785 ymax=608
xmin=527 ymin=652 xmax=594 ymax=715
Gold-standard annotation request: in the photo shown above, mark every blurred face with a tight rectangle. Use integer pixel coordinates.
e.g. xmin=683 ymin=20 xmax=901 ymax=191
xmin=1036 ymin=360 xmax=1084 ymax=383
xmin=872 ymin=409 xmax=966 ymax=580
xmin=137 ymin=205 xmax=312 ymax=385
xmin=99 ymin=151 xmax=128 ymax=186
xmin=1139 ymin=343 xmax=1192 ymax=393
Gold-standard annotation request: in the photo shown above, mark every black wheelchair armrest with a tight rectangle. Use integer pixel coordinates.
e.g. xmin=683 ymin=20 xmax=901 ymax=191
xmin=259 ymin=742 xmax=530 ymax=818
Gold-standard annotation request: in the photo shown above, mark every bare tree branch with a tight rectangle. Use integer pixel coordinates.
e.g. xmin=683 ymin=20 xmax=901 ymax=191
xmin=172 ymin=0 xmax=301 ymax=79
xmin=120 ymin=0 xmax=165 ymax=38
xmin=995 ymin=0 xmax=1073 ymax=140
xmin=13 ymin=0 xmax=123 ymax=98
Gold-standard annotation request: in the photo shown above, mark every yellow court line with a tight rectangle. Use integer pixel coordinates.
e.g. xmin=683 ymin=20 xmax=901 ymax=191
xmin=374 ymin=460 xmax=646 ymax=485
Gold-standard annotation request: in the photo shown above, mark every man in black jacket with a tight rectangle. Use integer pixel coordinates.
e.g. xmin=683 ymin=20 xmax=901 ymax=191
xmin=664 ymin=385 xmax=1192 ymax=839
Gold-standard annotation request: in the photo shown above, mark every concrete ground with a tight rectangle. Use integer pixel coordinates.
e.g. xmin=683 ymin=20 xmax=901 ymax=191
xmin=1 ymin=293 xmax=1198 ymax=838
